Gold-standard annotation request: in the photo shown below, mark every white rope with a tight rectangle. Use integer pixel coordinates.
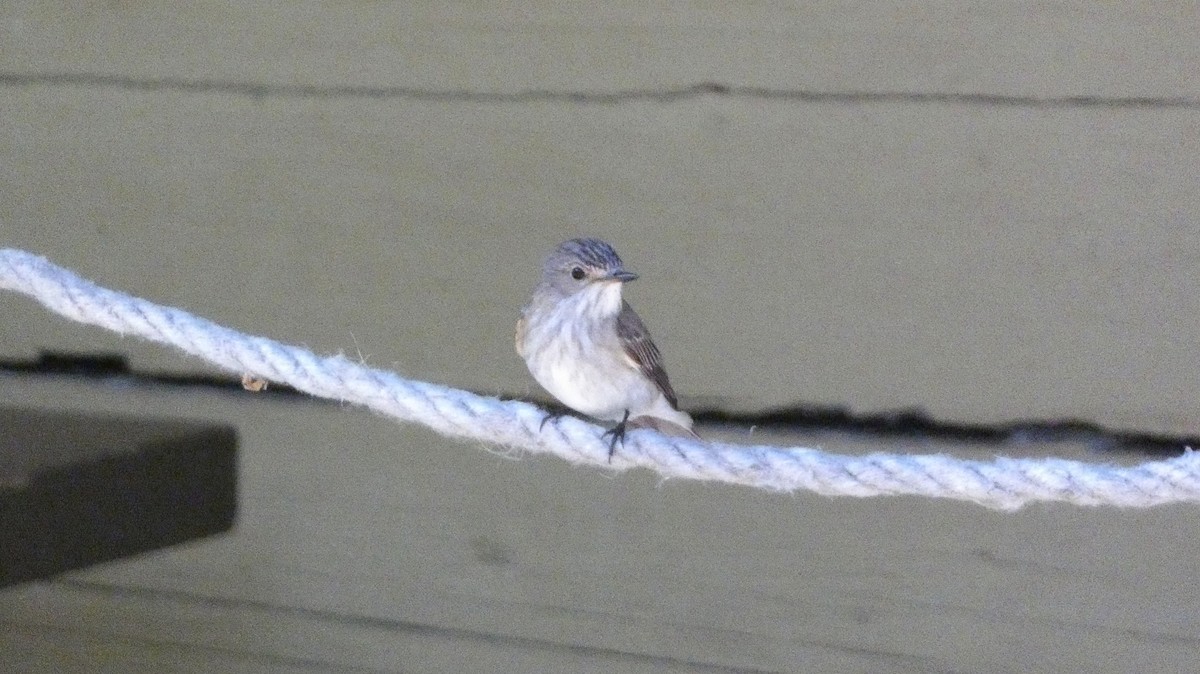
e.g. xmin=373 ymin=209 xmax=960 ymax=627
xmin=3 ymin=247 xmax=1197 ymax=510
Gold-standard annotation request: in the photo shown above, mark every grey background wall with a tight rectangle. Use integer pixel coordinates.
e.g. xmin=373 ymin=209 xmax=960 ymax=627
xmin=4 ymin=4 xmax=1198 ymax=434
xmin=5 ymin=5 xmax=1200 ymax=673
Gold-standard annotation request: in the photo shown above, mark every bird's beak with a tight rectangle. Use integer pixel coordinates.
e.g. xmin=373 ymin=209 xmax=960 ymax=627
xmin=607 ymin=270 xmax=638 ymax=283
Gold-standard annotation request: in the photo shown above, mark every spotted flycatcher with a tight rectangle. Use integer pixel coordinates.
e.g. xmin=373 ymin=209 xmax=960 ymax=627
xmin=516 ymin=238 xmax=699 ymax=457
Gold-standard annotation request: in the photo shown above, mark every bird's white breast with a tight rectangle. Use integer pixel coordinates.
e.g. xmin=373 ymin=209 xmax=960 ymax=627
xmin=520 ymin=288 xmax=658 ymax=422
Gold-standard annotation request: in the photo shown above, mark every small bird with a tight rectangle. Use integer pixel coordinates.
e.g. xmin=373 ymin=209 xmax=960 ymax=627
xmin=516 ymin=238 xmax=699 ymax=457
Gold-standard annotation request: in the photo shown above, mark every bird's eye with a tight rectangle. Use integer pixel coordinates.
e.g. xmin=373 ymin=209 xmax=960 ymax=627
xmin=571 ymin=267 xmax=585 ymax=280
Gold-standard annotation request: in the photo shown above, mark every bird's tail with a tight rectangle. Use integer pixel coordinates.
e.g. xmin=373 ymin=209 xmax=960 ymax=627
xmin=628 ymin=414 xmax=701 ymax=440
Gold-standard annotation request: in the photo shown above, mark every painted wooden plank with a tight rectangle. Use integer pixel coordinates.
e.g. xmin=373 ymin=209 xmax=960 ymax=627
xmin=1 ymin=3 xmax=1196 ymax=96
xmin=3 ymin=379 xmax=1199 ymax=671
xmin=1 ymin=88 xmax=1197 ymax=428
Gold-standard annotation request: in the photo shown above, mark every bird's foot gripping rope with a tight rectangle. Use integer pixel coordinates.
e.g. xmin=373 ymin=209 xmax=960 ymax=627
xmin=600 ymin=409 xmax=632 ymax=462
xmin=3 ymin=247 xmax=1200 ymax=510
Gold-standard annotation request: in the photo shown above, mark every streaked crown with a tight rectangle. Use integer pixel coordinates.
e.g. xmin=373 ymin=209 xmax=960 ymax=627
xmin=548 ymin=238 xmax=624 ymax=273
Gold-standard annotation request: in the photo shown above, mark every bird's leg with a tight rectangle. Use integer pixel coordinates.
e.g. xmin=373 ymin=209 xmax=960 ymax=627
xmin=601 ymin=409 xmax=631 ymax=462
xmin=539 ymin=408 xmax=569 ymax=432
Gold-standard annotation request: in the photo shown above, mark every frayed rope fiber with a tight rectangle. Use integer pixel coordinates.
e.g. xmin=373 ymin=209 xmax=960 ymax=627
xmin=3 ymin=247 xmax=1199 ymax=510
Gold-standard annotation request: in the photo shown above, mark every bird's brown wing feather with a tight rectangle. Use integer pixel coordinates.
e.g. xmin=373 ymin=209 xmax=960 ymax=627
xmin=616 ymin=301 xmax=679 ymax=408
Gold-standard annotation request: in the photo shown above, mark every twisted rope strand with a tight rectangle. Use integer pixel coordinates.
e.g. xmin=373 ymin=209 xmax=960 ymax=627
xmin=3 ymin=248 xmax=1197 ymax=510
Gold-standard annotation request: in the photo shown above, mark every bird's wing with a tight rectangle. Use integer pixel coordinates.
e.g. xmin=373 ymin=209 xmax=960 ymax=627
xmin=514 ymin=314 xmax=527 ymax=358
xmin=616 ymin=301 xmax=679 ymax=409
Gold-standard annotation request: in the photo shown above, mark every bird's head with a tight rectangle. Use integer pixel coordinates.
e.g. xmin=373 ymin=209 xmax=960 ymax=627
xmin=539 ymin=238 xmax=637 ymax=314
